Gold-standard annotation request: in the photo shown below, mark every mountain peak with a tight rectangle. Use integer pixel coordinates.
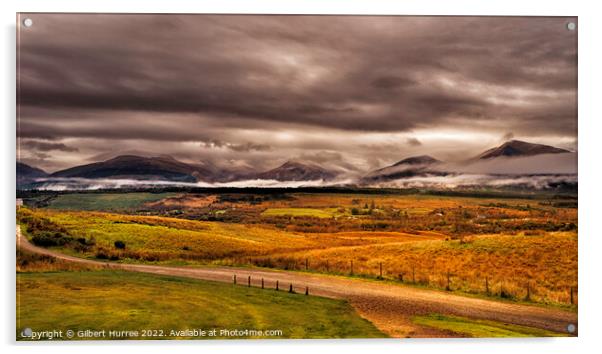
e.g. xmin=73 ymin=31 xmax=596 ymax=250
xmin=17 ymin=162 xmax=48 ymax=187
xmin=51 ymin=154 xmax=212 ymax=182
xmin=256 ymin=160 xmax=339 ymax=181
xmin=393 ymin=155 xmax=441 ymax=166
xmin=478 ymin=140 xmax=570 ymax=159
xmin=280 ymin=160 xmax=308 ymax=168
xmin=17 ymin=161 xmax=47 ymax=176
xmin=362 ymin=155 xmax=444 ymax=183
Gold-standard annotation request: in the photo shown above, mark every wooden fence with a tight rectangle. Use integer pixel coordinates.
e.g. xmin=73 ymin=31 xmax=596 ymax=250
xmin=226 ymin=256 xmax=577 ymax=305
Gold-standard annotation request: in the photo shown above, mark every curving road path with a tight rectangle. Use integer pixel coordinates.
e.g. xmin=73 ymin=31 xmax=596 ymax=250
xmin=17 ymin=226 xmax=577 ymax=337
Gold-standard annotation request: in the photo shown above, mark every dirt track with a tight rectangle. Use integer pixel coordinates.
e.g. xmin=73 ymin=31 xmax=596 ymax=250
xmin=17 ymin=225 xmax=577 ymax=337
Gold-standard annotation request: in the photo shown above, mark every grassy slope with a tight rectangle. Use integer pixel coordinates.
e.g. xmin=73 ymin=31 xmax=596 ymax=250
xmin=18 ymin=207 xmax=577 ymax=305
xmin=19 ymin=208 xmax=432 ymax=262
xmin=412 ymin=314 xmax=567 ymax=337
xmin=281 ymin=232 xmax=577 ymax=304
xmin=17 ymin=271 xmax=385 ymax=340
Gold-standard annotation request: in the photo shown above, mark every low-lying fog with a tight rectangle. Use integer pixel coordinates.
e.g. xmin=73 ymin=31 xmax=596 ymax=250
xmin=27 ymin=153 xmax=577 ymax=191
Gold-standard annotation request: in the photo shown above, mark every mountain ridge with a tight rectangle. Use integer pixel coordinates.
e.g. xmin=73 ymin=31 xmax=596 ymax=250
xmin=255 ymin=161 xmax=340 ymax=181
xmin=50 ymin=155 xmax=213 ymax=183
xmin=477 ymin=140 xmax=570 ymax=159
xmin=19 ymin=140 xmax=574 ymax=187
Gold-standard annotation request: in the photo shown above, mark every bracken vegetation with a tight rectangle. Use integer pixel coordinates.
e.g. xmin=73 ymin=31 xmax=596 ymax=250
xmin=17 ymin=189 xmax=578 ymax=307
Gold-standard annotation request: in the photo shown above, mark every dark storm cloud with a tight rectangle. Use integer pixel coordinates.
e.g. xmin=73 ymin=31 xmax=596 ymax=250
xmin=227 ymin=142 xmax=271 ymax=152
xmin=21 ymin=140 xmax=79 ymax=152
xmin=17 ymin=14 xmax=577 ymax=170
xmin=371 ymin=75 xmax=416 ymax=90
xmin=203 ymin=139 xmax=271 ymax=152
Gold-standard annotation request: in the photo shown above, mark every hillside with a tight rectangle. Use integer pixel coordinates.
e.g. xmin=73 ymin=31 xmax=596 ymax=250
xmin=478 ymin=140 xmax=570 ymax=159
xmin=51 ymin=155 xmax=213 ymax=182
xmin=256 ymin=161 xmax=339 ymax=181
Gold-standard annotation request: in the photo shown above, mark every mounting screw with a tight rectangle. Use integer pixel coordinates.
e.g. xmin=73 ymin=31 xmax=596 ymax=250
xmin=567 ymin=22 xmax=576 ymax=31
xmin=567 ymin=323 xmax=576 ymax=333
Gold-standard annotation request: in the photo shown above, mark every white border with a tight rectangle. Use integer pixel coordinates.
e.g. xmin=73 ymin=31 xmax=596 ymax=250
xmin=2 ymin=1 xmax=601 ymax=354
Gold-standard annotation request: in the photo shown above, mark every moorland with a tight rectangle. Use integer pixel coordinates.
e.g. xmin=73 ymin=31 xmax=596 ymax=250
xmin=17 ymin=188 xmax=578 ymax=307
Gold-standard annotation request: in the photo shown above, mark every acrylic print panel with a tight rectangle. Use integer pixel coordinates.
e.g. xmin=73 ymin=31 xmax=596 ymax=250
xmin=16 ymin=14 xmax=577 ymax=340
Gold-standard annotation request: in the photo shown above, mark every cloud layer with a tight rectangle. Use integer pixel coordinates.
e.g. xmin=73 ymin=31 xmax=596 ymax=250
xmin=17 ymin=14 xmax=577 ymax=172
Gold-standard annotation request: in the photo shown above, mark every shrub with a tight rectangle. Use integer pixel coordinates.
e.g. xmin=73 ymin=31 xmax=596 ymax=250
xmin=19 ymin=209 xmax=74 ymax=247
xmin=95 ymin=248 xmax=109 ymax=260
xmin=31 ymin=231 xmax=73 ymax=247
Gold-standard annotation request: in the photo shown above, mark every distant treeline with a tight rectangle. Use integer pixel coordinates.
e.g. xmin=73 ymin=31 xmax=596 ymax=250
xmin=17 ymin=185 xmax=577 ymax=201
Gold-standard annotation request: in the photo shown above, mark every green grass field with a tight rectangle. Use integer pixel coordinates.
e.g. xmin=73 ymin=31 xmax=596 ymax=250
xmin=43 ymin=193 xmax=176 ymax=211
xmin=17 ymin=271 xmax=385 ymax=340
xmin=261 ymin=208 xmax=336 ymax=218
xmin=411 ymin=314 xmax=566 ymax=337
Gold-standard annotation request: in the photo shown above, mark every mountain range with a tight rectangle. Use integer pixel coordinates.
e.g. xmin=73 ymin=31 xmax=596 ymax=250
xmin=17 ymin=140 xmax=575 ymax=188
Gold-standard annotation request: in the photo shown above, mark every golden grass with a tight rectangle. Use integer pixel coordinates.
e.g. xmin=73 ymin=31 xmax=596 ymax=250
xmin=18 ymin=208 xmax=434 ymax=263
xmin=17 ymin=249 xmax=100 ymax=273
xmin=18 ymin=191 xmax=578 ymax=306
xmin=271 ymin=232 xmax=577 ymax=305
xmin=261 ymin=208 xmax=335 ymax=218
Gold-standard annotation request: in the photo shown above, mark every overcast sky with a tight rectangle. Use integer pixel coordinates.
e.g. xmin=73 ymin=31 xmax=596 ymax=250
xmin=17 ymin=14 xmax=577 ymax=173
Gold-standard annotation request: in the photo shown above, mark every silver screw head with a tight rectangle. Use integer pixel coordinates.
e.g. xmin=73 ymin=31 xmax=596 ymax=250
xmin=567 ymin=22 xmax=576 ymax=31
xmin=567 ymin=323 xmax=576 ymax=333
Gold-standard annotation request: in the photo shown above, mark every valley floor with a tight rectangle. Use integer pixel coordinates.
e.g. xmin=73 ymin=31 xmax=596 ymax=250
xmin=17 ymin=228 xmax=576 ymax=338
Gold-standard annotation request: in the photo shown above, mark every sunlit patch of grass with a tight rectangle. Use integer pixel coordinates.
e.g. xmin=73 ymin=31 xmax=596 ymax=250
xmin=411 ymin=314 xmax=568 ymax=337
xmin=261 ymin=208 xmax=335 ymax=218
xmin=16 ymin=271 xmax=386 ymax=340
xmin=18 ymin=208 xmax=423 ymax=264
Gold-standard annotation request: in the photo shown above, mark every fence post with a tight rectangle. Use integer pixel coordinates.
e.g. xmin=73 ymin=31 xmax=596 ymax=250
xmin=289 ymin=284 xmax=294 ymax=293
xmin=525 ymin=281 xmax=531 ymax=301
xmin=485 ymin=276 xmax=489 ymax=295
xmin=350 ymin=260 xmax=354 ymax=275
xmin=305 ymin=258 xmax=309 ymax=271
xmin=233 ymin=274 xmax=237 ymax=285
xmin=379 ymin=262 xmax=383 ymax=279
xmin=500 ymin=281 xmax=504 ymax=298
xmin=248 ymin=275 xmax=251 ymax=287
xmin=446 ymin=270 xmax=451 ymax=291
xmin=326 ymin=260 xmax=329 ymax=272
xmin=305 ymin=286 xmax=309 ymax=295
xmin=570 ymin=286 xmax=574 ymax=305
xmin=261 ymin=278 xmax=264 ymax=289
xmin=276 ymin=280 xmax=279 ymax=291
